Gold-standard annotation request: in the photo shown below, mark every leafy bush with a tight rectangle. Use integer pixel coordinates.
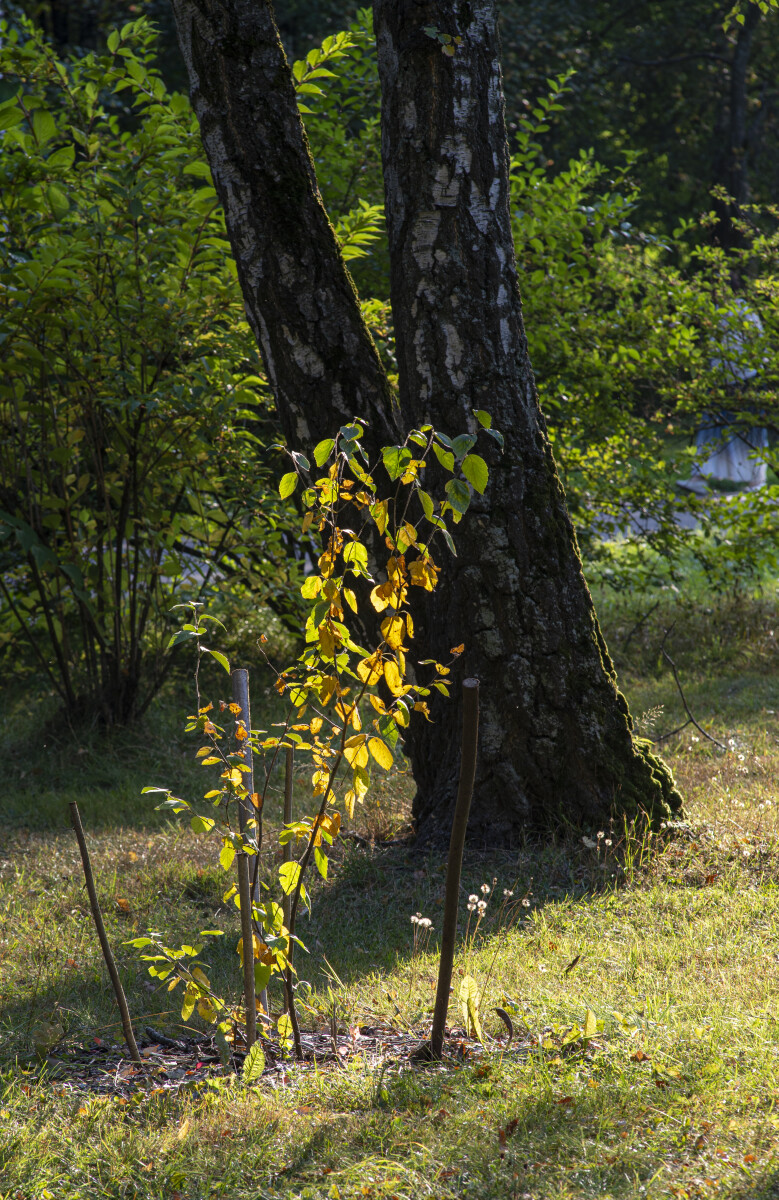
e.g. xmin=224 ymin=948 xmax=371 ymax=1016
xmin=0 ymin=17 xmax=296 ymax=721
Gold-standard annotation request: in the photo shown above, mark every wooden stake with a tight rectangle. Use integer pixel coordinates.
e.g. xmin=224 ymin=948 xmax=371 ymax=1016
xmin=429 ymin=678 xmax=480 ymax=1061
xmin=69 ymin=802 xmax=142 ymax=1063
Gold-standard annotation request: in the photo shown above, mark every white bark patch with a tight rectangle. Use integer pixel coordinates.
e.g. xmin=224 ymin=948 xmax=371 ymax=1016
xmin=442 ymin=323 xmax=466 ymax=390
xmin=282 ymin=325 xmax=325 ymax=379
xmin=500 ymin=317 xmax=512 ymax=355
xmin=413 ymin=325 xmax=433 ymax=399
xmin=255 ymin=308 xmax=277 ymax=387
xmin=401 ymin=96 xmax=417 ymax=135
xmin=432 ymin=161 xmax=460 ymax=208
xmin=411 ymin=210 xmax=441 ymax=271
xmin=468 ymin=180 xmax=490 ymax=234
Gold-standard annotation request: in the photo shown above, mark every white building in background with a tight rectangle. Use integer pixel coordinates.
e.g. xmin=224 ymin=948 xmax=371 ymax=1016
xmin=681 ymin=300 xmax=769 ymax=494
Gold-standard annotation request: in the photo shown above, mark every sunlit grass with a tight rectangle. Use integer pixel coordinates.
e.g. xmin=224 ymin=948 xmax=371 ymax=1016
xmin=1 ymin=589 xmax=779 ymax=1198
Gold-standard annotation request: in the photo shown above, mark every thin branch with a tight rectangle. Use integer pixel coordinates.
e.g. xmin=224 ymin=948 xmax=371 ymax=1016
xmin=659 ymin=629 xmax=727 ymax=752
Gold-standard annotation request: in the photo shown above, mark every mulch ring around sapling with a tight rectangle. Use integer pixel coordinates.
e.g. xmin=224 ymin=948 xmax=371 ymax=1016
xmin=25 ymin=1019 xmax=532 ymax=1102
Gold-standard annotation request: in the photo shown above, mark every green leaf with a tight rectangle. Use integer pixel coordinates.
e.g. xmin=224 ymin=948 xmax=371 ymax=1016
xmin=451 ymin=434 xmax=476 ymax=460
xmin=473 ymin=409 xmax=492 ymax=429
xmin=254 ymin=961 xmax=272 ymax=993
xmin=313 ymin=438 xmax=335 ymax=466
xmin=219 ymin=843 xmax=235 ymax=872
xmin=279 ymin=860 xmax=301 ymax=896
xmin=445 ymin=478 xmax=471 ymax=515
xmin=107 ymin=29 xmax=120 ymax=53
xmin=191 ymin=815 xmax=215 ymax=834
xmin=342 ymin=539 xmax=369 ymax=575
xmin=32 ymin=110 xmax=57 ymax=145
xmin=314 ymin=846 xmax=328 ymax=880
xmin=432 ymin=443 xmax=455 ymax=472
xmin=279 ymin=471 xmax=298 ymax=499
xmin=382 ymin=445 xmax=412 ymax=481
xmin=459 ymin=975 xmax=483 ymax=1041
xmin=418 ymin=489 xmax=435 ymax=520
xmin=461 ymin=454 xmax=489 ymax=494
xmin=242 ymin=1041 xmax=266 ymax=1085
xmin=203 ymin=647 xmax=230 ymax=673
xmin=0 ymin=99 xmax=24 ymax=132
xmin=584 ymin=1009 xmax=597 ymax=1040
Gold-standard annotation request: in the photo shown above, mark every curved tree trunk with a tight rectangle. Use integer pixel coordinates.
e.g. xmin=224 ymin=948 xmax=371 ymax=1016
xmin=171 ymin=0 xmax=682 ymax=841
xmin=169 ymin=0 xmax=398 ymax=451
xmin=374 ymin=0 xmax=681 ymax=840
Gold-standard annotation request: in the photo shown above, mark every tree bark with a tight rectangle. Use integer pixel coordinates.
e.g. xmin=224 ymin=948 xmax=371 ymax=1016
xmin=713 ymin=3 xmax=761 ymax=250
xmin=171 ymin=0 xmax=682 ymax=840
xmin=374 ymin=0 xmax=681 ymax=840
xmin=169 ymin=0 xmax=399 ymax=451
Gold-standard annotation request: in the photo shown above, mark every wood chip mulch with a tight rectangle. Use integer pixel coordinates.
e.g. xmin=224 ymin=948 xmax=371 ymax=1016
xmin=26 ymin=1022 xmax=521 ymax=1101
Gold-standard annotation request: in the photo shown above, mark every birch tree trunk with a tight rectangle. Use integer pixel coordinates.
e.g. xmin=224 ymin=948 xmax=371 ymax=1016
xmin=169 ymin=0 xmax=398 ymax=451
xmin=171 ymin=0 xmax=682 ymax=840
xmin=373 ymin=0 xmax=681 ymax=840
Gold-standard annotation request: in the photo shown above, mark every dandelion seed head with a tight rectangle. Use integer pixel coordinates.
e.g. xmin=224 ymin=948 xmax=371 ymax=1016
xmin=477 ymin=900 xmax=487 ymax=913
xmin=605 ymin=839 xmax=613 ymax=847
xmin=521 ymin=898 xmax=531 ymax=908
xmin=480 ymin=883 xmax=490 ymax=894
xmin=503 ymin=889 xmax=514 ymax=898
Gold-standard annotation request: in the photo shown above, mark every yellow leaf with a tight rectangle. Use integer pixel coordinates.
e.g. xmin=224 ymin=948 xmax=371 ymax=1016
xmin=343 ymin=734 xmax=369 ymax=770
xmin=370 ymin=580 xmax=394 ymax=612
xmin=310 ymin=717 xmax=323 ymax=735
xmin=368 ymin=737 xmax=393 ymax=770
xmin=344 ymin=789 xmax=356 ymax=818
xmin=177 ymin=1118 xmax=190 ymax=1141
xmin=406 ymin=612 xmax=414 ymax=639
xmin=302 ymin=511 xmax=314 ymax=533
xmin=357 ymin=652 xmax=383 ymax=686
xmin=343 ymin=587 xmax=358 ymax=613
xmin=409 ymin=556 xmax=439 ymax=590
xmin=319 ymin=675 xmax=337 ymax=705
xmin=350 ymin=706 xmax=362 ymax=731
xmin=381 ymin=614 xmax=406 ymax=651
xmin=414 ymin=701 xmax=431 ymax=720
xmin=318 ymin=625 xmax=336 ymax=660
xmin=192 ymin=966 xmax=210 ymax=988
xmin=369 ymin=694 xmax=387 ymax=714
xmin=372 ymin=499 xmax=388 ymax=534
xmin=584 ymin=1009 xmax=597 ymax=1040
xmin=450 ymin=643 xmax=465 ymax=656
xmin=384 ymin=658 xmax=404 ymax=696
xmin=393 ymin=703 xmax=410 ymax=728
xmin=318 ymin=549 xmax=336 ymax=578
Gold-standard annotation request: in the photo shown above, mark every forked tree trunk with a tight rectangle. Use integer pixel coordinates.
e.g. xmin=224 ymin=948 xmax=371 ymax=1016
xmin=171 ymin=0 xmax=682 ymax=841
xmin=374 ymin=0 xmax=680 ymax=840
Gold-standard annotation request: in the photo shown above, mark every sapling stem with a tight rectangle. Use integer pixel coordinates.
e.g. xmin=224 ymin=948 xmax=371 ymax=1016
xmin=232 ymin=668 xmax=268 ymax=1026
xmin=282 ymin=746 xmax=293 ymax=934
xmin=237 ymin=851 xmax=257 ymax=1051
xmin=69 ymin=802 xmax=142 ymax=1063
xmin=429 ymin=678 xmax=480 ymax=1061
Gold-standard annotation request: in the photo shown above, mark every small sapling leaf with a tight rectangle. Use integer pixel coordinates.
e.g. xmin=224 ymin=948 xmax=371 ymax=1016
xmin=242 ymin=1041 xmax=266 ymax=1085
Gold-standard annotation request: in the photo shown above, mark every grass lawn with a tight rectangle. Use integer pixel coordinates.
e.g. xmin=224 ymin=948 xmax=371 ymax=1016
xmin=1 ymin=587 xmax=778 ymax=1199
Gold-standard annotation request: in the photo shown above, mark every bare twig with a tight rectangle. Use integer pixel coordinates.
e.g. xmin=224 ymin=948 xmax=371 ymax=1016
xmin=657 ymin=630 xmax=727 ymax=752
xmin=69 ymin=802 xmax=141 ymax=1062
